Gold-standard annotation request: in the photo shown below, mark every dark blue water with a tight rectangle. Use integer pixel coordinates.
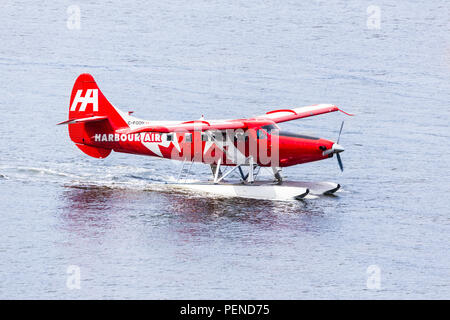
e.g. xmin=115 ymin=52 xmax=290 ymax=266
xmin=0 ymin=1 xmax=449 ymax=299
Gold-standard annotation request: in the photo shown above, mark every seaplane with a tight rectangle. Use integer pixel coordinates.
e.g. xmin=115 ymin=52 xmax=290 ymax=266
xmin=58 ymin=74 xmax=353 ymax=201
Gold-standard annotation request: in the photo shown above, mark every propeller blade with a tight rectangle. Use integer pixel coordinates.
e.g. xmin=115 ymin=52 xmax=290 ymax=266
xmin=337 ymin=121 xmax=344 ymax=144
xmin=336 ymin=153 xmax=344 ymax=172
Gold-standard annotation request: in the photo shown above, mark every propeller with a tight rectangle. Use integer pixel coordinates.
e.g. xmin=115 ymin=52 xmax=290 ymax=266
xmin=336 ymin=153 xmax=344 ymax=172
xmin=323 ymin=121 xmax=345 ymax=172
xmin=337 ymin=120 xmax=344 ymax=144
xmin=336 ymin=120 xmax=344 ymax=171
xmin=333 ymin=121 xmax=344 ymax=172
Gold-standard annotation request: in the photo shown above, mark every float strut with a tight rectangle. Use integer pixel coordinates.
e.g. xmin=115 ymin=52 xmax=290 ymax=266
xmin=247 ymin=156 xmax=254 ymax=183
xmin=213 ymin=158 xmax=222 ymax=184
xmin=272 ymin=166 xmax=283 ymax=184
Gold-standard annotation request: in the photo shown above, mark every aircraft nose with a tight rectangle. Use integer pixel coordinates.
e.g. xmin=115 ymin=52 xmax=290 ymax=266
xmin=322 ymin=143 xmax=345 ymax=156
xmin=333 ymin=143 xmax=344 ymax=153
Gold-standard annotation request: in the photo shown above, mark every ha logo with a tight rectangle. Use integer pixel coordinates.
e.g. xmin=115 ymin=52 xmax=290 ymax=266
xmin=70 ymin=89 xmax=99 ymax=112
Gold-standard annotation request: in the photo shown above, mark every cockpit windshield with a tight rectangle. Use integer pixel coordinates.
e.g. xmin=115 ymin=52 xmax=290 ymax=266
xmin=261 ymin=124 xmax=278 ymax=133
xmin=261 ymin=125 xmax=319 ymax=140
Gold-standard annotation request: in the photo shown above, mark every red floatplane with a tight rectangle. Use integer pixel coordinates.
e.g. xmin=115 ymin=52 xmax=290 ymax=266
xmin=59 ymin=74 xmax=353 ymax=200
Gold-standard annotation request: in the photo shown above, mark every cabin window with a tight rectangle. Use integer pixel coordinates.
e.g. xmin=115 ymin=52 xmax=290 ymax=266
xmin=166 ymin=133 xmax=173 ymax=141
xmin=234 ymin=131 xmax=248 ymax=142
xmin=212 ymin=131 xmax=226 ymax=141
xmin=257 ymin=129 xmax=267 ymax=139
xmin=185 ymin=133 xmax=192 ymax=142
xmin=201 ymin=133 xmax=209 ymax=141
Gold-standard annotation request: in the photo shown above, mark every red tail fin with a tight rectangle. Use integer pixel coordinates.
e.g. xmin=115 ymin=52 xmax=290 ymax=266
xmin=66 ymin=74 xmax=128 ymax=158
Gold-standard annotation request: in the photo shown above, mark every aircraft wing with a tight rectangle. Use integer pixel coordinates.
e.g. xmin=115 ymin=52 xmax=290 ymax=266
xmin=253 ymin=104 xmax=353 ymax=123
xmin=122 ymin=120 xmax=247 ymax=134
xmin=120 ymin=104 xmax=352 ymax=134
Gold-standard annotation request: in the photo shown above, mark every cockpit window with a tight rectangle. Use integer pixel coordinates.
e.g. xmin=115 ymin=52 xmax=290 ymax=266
xmin=261 ymin=125 xmax=318 ymax=140
xmin=261 ymin=124 xmax=277 ymax=133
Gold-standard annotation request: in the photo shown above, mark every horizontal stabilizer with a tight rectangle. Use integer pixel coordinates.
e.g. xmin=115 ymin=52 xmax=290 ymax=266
xmin=57 ymin=115 xmax=108 ymax=125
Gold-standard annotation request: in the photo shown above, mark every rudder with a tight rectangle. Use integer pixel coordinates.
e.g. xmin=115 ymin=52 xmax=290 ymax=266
xmin=65 ymin=74 xmax=129 ymax=158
